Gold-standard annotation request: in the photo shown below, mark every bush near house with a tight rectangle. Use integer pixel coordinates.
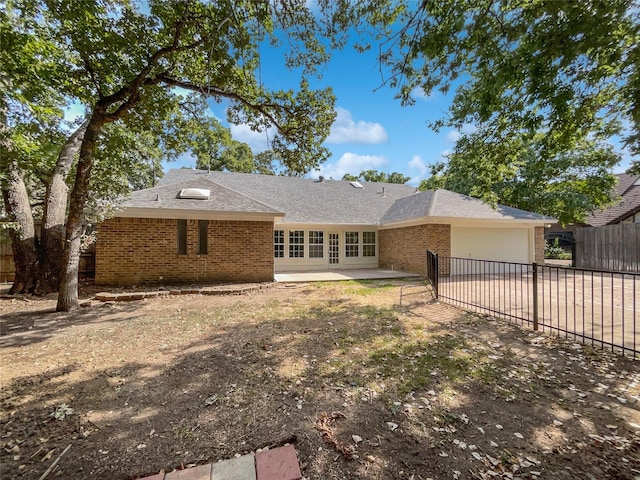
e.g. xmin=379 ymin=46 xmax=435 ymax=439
xmin=544 ymin=238 xmax=572 ymax=260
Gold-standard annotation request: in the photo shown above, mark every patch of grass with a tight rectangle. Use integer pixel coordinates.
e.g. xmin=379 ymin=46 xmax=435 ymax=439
xmin=366 ymin=334 xmax=497 ymax=396
xmin=345 ymin=283 xmax=397 ymax=296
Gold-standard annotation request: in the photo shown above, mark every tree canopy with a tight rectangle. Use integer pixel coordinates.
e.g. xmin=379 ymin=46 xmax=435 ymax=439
xmin=1 ymin=0 xmax=344 ymax=309
xmin=342 ymin=170 xmax=410 ymax=184
xmin=349 ymin=0 xmax=639 ymax=219
xmin=420 ymin=136 xmax=619 ymax=225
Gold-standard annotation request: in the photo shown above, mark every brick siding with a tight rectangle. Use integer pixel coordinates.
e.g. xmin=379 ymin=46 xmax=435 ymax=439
xmin=378 ymin=224 xmax=451 ymax=274
xmin=95 ymin=217 xmax=274 ymax=286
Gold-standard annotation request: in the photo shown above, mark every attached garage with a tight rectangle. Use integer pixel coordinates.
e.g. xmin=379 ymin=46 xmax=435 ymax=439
xmin=451 ymin=226 xmax=533 ymax=263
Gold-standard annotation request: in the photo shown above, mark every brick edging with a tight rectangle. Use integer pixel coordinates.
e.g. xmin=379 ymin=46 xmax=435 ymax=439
xmin=95 ymin=283 xmax=275 ymax=302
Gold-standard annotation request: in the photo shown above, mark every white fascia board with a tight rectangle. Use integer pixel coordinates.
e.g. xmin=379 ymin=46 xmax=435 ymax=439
xmin=428 ymin=216 xmax=554 ymax=227
xmin=379 ymin=216 xmax=553 ymax=230
xmin=114 ymin=207 xmax=284 ymax=222
xmin=274 ymin=221 xmax=378 ymax=229
xmin=378 ymin=218 xmax=428 ymax=230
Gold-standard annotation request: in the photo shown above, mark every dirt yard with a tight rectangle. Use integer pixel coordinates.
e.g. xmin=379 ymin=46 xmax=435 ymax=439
xmin=1 ymin=280 xmax=639 ymax=479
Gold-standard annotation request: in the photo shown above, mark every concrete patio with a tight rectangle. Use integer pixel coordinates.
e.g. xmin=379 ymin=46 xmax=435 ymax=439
xmin=274 ymin=268 xmax=421 ymax=283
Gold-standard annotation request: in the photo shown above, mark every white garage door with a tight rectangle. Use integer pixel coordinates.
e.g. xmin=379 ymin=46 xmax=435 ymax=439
xmin=451 ymin=227 xmax=530 ymax=263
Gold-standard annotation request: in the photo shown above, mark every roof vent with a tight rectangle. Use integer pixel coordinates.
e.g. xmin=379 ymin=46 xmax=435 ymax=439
xmin=318 ymin=175 xmax=325 ymax=182
xmin=350 ymin=181 xmax=363 ymax=189
xmin=178 ymin=188 xmax=210 ymax=200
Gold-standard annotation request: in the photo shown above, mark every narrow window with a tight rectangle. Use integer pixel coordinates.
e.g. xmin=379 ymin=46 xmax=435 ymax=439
xmin=309 ymin=231 xmax=324 ymax=258
xmin=177 ymin=219 xmax=187 ymax=255
xmin=274 ymin=230 xmax=284 ymax=258
xmin=345 ymin=231 xmax=359 ymax=257
xmin=289 ymin=230 xmax=304 ymax=258
xmin=198 ymin=220 xmax=208 ymax=254
xmin=363 ymin=231 xmax=376 ymax=257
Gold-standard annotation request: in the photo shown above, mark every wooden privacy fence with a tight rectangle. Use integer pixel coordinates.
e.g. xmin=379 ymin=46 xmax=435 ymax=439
xmin=574 ymin=223 xmax=640 ymax=272
xmin=0 ymin=243 xmax=95 ymax=283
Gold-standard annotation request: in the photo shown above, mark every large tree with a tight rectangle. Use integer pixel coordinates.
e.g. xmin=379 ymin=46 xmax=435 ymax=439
xmin=2 ymin=0 xmax=341 ymax=311
xmin=420 ymin=136 xmax=619 ymax=225
xmin=349 ymin=0 xmax=640 ymax=215
xmin=172 ymin=102 xmax=270 ymax=173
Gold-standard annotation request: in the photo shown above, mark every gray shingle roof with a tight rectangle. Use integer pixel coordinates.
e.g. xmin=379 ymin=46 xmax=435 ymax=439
xmin=122 ymin=169 xmax=552 ymax=224
xmin=125 ymin=178 xmax=282 ymax=215
xmin=586 ymin=173 xmax=640 ymax=226
xmin=156 ymin=169 xmax=415 ymax=224
xmin=430 ymin=190 xmax=555 ymax=221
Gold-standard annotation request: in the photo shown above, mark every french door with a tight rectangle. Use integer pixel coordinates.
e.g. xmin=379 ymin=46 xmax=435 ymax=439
xmin=329 ymin=233 xmax=340 ymax=266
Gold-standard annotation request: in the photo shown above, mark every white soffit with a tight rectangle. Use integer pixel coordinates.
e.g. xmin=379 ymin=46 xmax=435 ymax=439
xmin=178 ymin=188 xmax=210 ymax=200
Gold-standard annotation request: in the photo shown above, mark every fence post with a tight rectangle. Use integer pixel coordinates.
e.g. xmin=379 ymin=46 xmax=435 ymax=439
xmin=532 ymin=262 xmax=539 ymax=331
xmin=434 ymin=253 xmax=439 ymax=299
xmin=426 ymin=250 xmax=439 ymax=299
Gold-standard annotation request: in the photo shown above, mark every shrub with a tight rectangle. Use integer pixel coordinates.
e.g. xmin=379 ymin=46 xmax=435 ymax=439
xmin=545 ymin=238 xmax=568 ymax=259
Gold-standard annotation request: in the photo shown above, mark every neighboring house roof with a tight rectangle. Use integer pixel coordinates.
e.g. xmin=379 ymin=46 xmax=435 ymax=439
xmin=120 ymin=169 xmax=554 ymax=225
xmin=586 ymin=173 xmax=640 ymax=227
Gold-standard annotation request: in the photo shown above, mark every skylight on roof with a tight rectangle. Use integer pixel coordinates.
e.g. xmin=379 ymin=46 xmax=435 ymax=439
xmin=350 ymin=181 xmax=363 ymax=189
xmin=178 ymin=188 xmax=210 ymax=200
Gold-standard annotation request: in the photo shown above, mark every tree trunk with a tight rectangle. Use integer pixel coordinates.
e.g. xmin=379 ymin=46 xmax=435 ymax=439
xmin=2 ymin=159 xmax=40 ymax=294
xmin=40 ymin=121 xmax=88 ymax=292
xmin=56 ymin=116 xmax=103 ymax=311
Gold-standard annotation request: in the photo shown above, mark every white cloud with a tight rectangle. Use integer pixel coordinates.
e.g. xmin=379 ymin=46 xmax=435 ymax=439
xmin=326 ymin=107 xmax=388 ymax=144
xmin=229 ymin=123 xmax=276 ymax=153
xmin=312 ymin=152 xmax=388 ymax=180
xmin=408 ymin=155 xmax=428 ymax=176
xmin=446 ymin=130 xmax=461 ymax=143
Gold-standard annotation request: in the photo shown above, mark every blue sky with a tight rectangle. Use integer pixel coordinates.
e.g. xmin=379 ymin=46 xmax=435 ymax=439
xmin=165 ymin=38 xmax=477 ymax=186
xmin=166 ymin=33 xmax=636 ymax=185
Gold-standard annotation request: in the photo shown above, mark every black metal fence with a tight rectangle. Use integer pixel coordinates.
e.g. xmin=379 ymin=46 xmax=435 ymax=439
xmin=425 ymin=251 xmax=639 ymax=358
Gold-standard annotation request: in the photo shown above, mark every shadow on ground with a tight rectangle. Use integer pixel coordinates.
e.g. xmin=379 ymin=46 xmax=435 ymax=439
xmin=1 ymin=281 xmax=638 ymax=479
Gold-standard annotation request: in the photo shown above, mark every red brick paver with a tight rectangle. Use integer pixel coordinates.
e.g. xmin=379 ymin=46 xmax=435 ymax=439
xmin=255 ymin=445 xmax=302 ymax=480
xmin=135 ymin=445 xmax=301 ymax=480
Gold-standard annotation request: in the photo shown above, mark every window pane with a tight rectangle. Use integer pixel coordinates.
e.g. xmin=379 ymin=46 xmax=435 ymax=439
xmin=363 ymin=231 xmax=376 ymax=257
xmin=345 ymin=231 xmax=358 ymax=257
xmin=177 ymin=219 xmax=187 ymax=255
xmin=274 ymin=230 xmax=284 ymax=258
xmin=309 ymin=230 xmax=323 ymax=258
xmin=289 ymin=230 xmax=304 ymax=258
xmin=198 ymin=220 xmax=208 ymax=254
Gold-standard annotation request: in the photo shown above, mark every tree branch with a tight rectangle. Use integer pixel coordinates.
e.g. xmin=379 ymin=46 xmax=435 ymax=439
xmin=154 ymin=74 xmax=288 ymax=131
xmin=99 ymin=5 xmax=209 ymax=122
xmin=80 ymin=54 xmax=104 ymax=99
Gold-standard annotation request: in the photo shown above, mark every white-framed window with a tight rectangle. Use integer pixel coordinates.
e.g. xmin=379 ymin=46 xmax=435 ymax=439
xmin=345 ymin=231 xmax=359 ymax=257
xmin=309 ymin=230 xmax=324 ymax=258
xmin=363 ymin=231 xmax=376 ymax=257
xmin=274 ymin=230 xmax=284 ymax=258
xmin=289 ymin=230 xmax=305 ymax=258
